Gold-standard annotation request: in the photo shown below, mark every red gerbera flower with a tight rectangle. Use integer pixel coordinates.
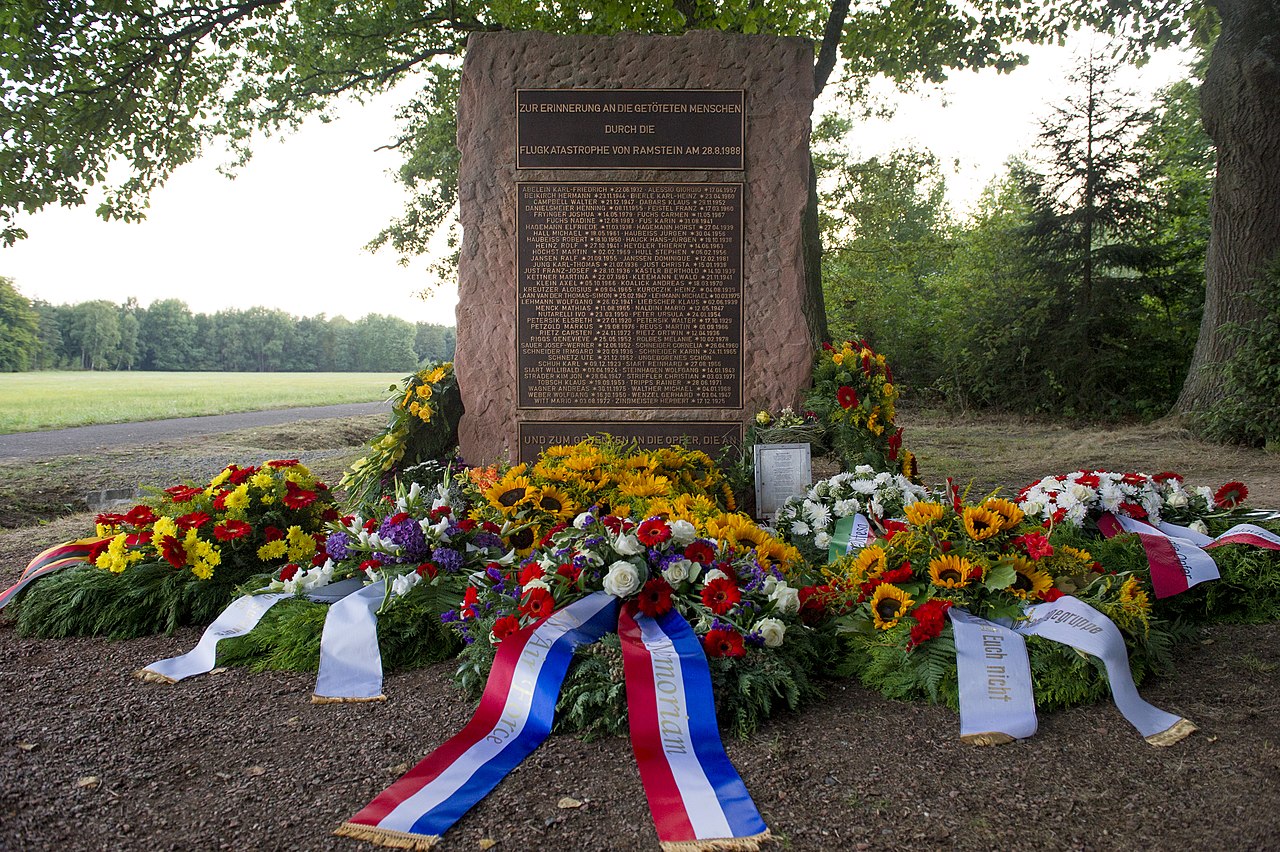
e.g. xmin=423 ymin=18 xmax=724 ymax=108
xmin=125 ymin=505 xmax=158 ymax=527
xmin=636 ymin=517 xmax=672 ymax=546
xmin=520 ymin=587 xmax=556 ymax=621
xmin=158 ymin=535 xmax=186 ymax=569
xmin=266 ymin=459 xmax=300 ymax=468
xmin=283 ymin=481 xmax=318 ymax=509
xmin=164 ymin=485 xmax=203 ymax=503
xmin=95 ymin=512 xmax=128 ymax=527
xmin=1153 ymin=471 xmax=1183 ymax=484
xmin=703 ymin=628 xmax=745 ymax=658
xmin=557 ymin=563 xmax=582 ymax=583
xmin=700 ymin=577 xmax=741 ymax=615
xmin=684 ymin=540 xmax=716 ymax=565
xmin=637 ymin=579 xmax=674 ymax=618
xmin=1119 ymin=501 xmax=1148 ymax=520
xmin=212 ymin=490 xmax=230 ymax=511
xmin=836 ymin=385 xmax=859 ymax=409
xmin=227 ymin=466 xmax=257 ymax=485
xmin=519 ymin=564 xmax=545 ymax=586
xmin=492 ymin=614 xmax=522 ymax=643
xmin=175 ymin=511 xmax=211 ymax=531
xmin=213 ymin=520 xmax=252 ymax=541
xmin=1214 ymin=481 xmax=1249 ymax=508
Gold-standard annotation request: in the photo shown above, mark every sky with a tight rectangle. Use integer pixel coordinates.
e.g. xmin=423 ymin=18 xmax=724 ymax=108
xmin=0 ymin=34 xmax=1194 ymax=326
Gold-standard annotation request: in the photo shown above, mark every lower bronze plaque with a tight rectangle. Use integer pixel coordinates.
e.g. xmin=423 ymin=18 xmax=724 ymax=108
xmin=518 ymin=421 xmax=742 ymax=465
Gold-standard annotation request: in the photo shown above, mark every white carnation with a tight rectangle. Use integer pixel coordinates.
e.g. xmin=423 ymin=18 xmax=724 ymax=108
xmin=814 ymin=531 xmax=831 ymax=549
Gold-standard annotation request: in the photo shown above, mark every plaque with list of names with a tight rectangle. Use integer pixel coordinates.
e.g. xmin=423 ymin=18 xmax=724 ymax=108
xmin=517 ymin=89 xmax=744 ymax=170
xmin=753 ymin=443 xmax=813 ymax=520
xmin=517 ymin=182 xmax=743 ymax=410
xmin=518 ymin=421 xmax=742 ymax=465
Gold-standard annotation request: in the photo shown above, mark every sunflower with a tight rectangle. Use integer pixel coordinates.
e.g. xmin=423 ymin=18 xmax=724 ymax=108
xmin=1008 ymin=558 xmax=1053 ymax=599
xmin=543 ymin=444 xmax=576 ymax=459
xmin=928 ymin=554 xmax=975 ymax=589
xmin=983 ymin=498 xmax=1025 ymax=530
xmin=643 ymin=498 xmax=676 ymax=520
xmin=905 ymin=501 xmax=946 ymax=526
xmin=673 ymin=493 xmax=721 ymax=522
xmin=563 ymin=451 xmax=605 ymax=474
xmin=725 ymin=515 xmax=769 ymax=550
xmin=529 ymin=485 xmax=576 ymax=522
xmin=507 ymin=524 xmax=541 ymax=556
xmin=484 ymin=473 xmax=531 ymax=515
xmin=617 ymin=473 xmax=671 ymax=499
xmin=851 ymin=545 xmax=888 ymax=582
xmin=870 ymin=584 xmax=914 ymax=630
xmin=1118 ymin=576 xmax=1151 ymax=629
xmin=962 ymin=506 xmax=1003 ymax=541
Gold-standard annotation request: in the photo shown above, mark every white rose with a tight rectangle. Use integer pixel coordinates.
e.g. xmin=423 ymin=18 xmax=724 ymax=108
xmin=669 ymin=519 xmax=697 ymax=546
xmin=1021 ymin=500 xmax=1044 ymax=517
xmin=1166 ymin=491 xmax=1189 ymax=508
xmin=770 ymin=583 xmax=800 ymax=615
xmin=614 ymin=533 xmax=645 ymax=556
xmin=662 ymin=559 xmax=692 ymax=584
xmin=703 ymin=568 xmax=729 ymax=584
xmin=756 ymin=617 xmax=786 ymax=648
xmin=1190 ymin=520 xmax=1209 ymax=536
xmin=603 ymin=560 xmax=643 ymax=598
xmin=761 ymin=575 xmax=780 ymax=595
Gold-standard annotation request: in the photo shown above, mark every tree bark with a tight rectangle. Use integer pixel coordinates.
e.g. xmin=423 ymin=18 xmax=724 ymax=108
xmin=1175 ymin=0 xmax=1280 ymax=414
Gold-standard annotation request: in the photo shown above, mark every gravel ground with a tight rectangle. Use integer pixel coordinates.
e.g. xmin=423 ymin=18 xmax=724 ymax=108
xmin=2 ymin=412 xmax=1278 ymax=851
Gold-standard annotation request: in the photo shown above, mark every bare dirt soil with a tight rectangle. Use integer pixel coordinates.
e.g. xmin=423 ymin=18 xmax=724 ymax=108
xmin=1 ymin=412 xmax=1278 ymax=851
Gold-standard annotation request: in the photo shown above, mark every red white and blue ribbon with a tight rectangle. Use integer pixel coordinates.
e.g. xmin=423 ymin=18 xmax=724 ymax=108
xmin=337 ymin=592 xmax=771 ymax=851
xmin=0 ymin=536 xmax=112 ymax=610
xmin=1097 ymin=513 xmax=1220 ymax=598
xmin=619 ymin=601 xmax=770 ymax=851
xmin=1155 ymin=519 xmax=1280 ymax=552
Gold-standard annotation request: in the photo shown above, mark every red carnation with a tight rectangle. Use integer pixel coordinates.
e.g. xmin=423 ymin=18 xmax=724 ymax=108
xmin=125 ymin=505 xmax=158 ymax=527
xmin=888 ymin=428 xmax=903 ymax=461
xmin=881 ymin=564 xmax=914 ymax=584
xmin=637 ymin=579 xmax=675 ymax=618
xmin=684 ymin=540 xmax=716 ymax=565
xmin=388 ymin=512 xmax=411 ymax=525
xmin=1041 ymin=587 xmax=1065 ymax=603
xmin=1214 ymin=481 xmax=1249 ymax=509
xmin=458 ymin=519 xmax=478 ymax=533
xmin=461 ymin=586 xmax=479 ymax=620
xmin=701 ymin=577 xmax=741 ymax=615
xmin=311 ymin=553 xmax=328 ymax=567
xmin=164 ymin=485 xmax=203 ymax=503
xmin=636 ymin=517 xmax=672 ymax=546
xmin=362 ymin=518 xmax=379 ymax=533
xmin=322 ymin=508 xmax=340 ymax=522
xmin=175 ymin=511 xmax=211 ymax=531
xmin=907 ymin=599 xmax=953 ymax=649
xmin=798 ymin=585 xmax=829 ymax=625
xmin=158 ymin=536 xmax=186 ymax=569
xmin=836 ymin=385 xmax=859 ymax=410
xmin=704 ymin=628 xmax=745 ymax=658
xmin=1014 ymin=532 xmax=1054 ymax=560
xmin=263 ymin=526 xmax=284 ymax=542
xmin=213 ymin=519 xmax=251 ymax=541
xmin=279 ymin=564 xmax=300 ymax=581
xmin=492 ymin=614 xmax=522 ymax=643
xmin=519 ymin=587 xmax=556 ymax=621
xmin=481 ymin=521 xmax=501 ymax=535
xmin=881 ymin=519 xmax=907 ymax=541
xmin=360 ymin=559 xmax=383 ymax=573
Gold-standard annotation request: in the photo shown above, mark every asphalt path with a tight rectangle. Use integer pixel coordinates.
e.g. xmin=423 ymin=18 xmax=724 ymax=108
xmin=0 ymin=402 xmax=385 ymax=461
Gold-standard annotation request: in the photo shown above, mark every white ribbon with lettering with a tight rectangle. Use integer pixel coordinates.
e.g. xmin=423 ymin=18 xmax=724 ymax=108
xmin=136 ymin=591 xmax=291 ymax=684
xmin=1108 ymin=513 xmax=1220 ymax=593
xmin=313 ymin=580 xmax=388 ymax=703
xmin=948 ymin=608 xmax=1037 ymax=745
xmin=829 ymin=513 xmax=872 ymax=562
xmin=1012 ymin=596 xmax=1195 ymax=745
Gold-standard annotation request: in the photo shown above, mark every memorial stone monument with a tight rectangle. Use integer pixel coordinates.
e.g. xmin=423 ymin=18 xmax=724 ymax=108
xmin=455 ymin=30 xmax=821 ymax=465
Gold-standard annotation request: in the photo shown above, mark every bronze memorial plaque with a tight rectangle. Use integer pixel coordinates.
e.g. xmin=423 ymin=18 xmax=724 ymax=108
xmin=517 ymin=182 xmax=743 ymax=410
xmin=518 ymin=421 xmax=743 ymax=465
xmin=516 ymin=89 xmax=744 ymax=170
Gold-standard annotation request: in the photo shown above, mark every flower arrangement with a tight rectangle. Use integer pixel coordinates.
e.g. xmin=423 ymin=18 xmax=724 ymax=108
xmin=804 ymin=338 xmax=915 ymax=478
xmin=750 ymin=405 xmax=825 ymax=447
xmin=449 ymin=508 xmax=825 ymax=736
xmin=1016 ymin=470 xmax=1238 ymax=530
xmin=12 ymin=461 xmax=337 ymax=639
xmin=821 ymin=495 xmax=1173 ymax=710
xmin=774 ymin=466 xmax=930 ymax=565
xmin=341 ymin=362 xmax=462 ymax=507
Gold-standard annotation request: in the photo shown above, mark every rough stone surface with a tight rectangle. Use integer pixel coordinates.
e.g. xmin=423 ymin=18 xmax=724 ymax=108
xmin=456 ymin=31 xmax=817 ymax=465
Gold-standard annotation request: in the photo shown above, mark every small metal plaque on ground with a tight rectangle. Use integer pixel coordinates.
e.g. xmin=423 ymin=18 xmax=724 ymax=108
xmin=753 ymin=442 xmax=812 ymax=521
xmin=518 ymin=421 xmax=742 ymax=464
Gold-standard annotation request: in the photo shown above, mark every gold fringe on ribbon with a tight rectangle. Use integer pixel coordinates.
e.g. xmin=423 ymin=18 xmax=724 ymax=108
xmin=959 ymin=731 xmax=1016 ymax=747
xmin=311 ymin=694 xmax=387 ymax=705
xmin=1145 ymin=717 xmax=1197 ymax=747
xmin=660 ymin=829 xmax=774 ymax=851
xmin=133 ymin=669 xmax=176 ymax=685
xmin=333 ymin=822 xmax=440 ymax=850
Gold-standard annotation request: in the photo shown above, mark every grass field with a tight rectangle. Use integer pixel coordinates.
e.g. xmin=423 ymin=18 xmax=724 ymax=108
xmin=0 ymin=371 xmax=405 ymax=433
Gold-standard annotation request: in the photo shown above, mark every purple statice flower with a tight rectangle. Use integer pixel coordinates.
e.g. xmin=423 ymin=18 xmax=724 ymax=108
xmin=485 ymin=564 xmax=503 ymax=582
xmin=378 ymin=514 xmax=429 ymax=563
xmin=440 ymin=609 xmax=458 ymax=623
xmin=745 ymin=632 xmax=766 ymax=648
xmin=710 ymin=617 xmax=735 ymax=633
xmin=433 ymin=547 xmax=464 ymax=574
xmin=325 ymin=531 xmax=352 ymax=562
xmin=582 ymin=535 xmax=606 ymax=549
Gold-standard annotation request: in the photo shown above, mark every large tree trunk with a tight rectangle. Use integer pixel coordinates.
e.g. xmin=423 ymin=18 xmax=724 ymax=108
xmin=1175 ymin=0 xmax=1280 ymax=414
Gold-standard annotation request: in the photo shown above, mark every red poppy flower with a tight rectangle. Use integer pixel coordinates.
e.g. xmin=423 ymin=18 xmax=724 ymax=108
xmin=519 ymin=587 xmax=556 ymax=621
xmin=637 ymin=579 xmax=674 ymax=618
xmin=1214 ymin=481 xmax=1249 ymax=508
xmin=164 ymin=485 xmax=203 ymax=503
xmin=158 ymin=536 xmax=186 ymax=569
xmin=836 ymin=385 xmax=859 ymax=409
xmin=279 ymin=564 xmax=300 ymax=581
xmin=704 ymin=628 xmax=745 ymax=658
xmin=227 ymin=466 xmax=256 ymax=485
xmin=636 ymin=518 xmax=672 ymax=546
xmin=684 ymin=540 xmax=715 ymax=565
xmin=266 ymin=459 xmax=300 ymax=468
xmin=492 ymin=615 xmax=522 ymax=643
xmin=283 ymin=481 xmax=318 ymax=509
xmin=175 ymin=511 xmax=211 ymax=531
xmin=125 ymin=505 xmax=158 ymax=527
xmin=700 ymin=577 xmax=741 ymax=615
xmin=213 ymin=519 xmax=251 ymax=541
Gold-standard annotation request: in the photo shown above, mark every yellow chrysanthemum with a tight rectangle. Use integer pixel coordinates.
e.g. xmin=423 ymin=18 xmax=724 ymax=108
xmin=1009 ymin=558 xmax=1053 ymax=600
xmin=223 ymin=483 xmax=251 ymax=512
xmin=257 ymin=540 xmax=288 ymax=561
xmin=286 ymin=526 xmax=316 ymax=562
xmin=929 ymin=554 xmax=975 ymax=588
xmin=94 ymin=534 xmax=131 ymax=574
xmin=962 ymin=506 xmax=1003 ymax=541
xmin=905 ymin=502 xmax=946 ymax=527
xmin=209 ymin=467 xmax=233 ymax=489
xmin=870 ymin=584 xmax=914 ymax=630
xmin=249 ymin=471 xmax=274 ymax=490
xmin=983 ymin=498 xmax=1025 ymax=531
xmin=152 ymin=515 xmax=178 ymax=542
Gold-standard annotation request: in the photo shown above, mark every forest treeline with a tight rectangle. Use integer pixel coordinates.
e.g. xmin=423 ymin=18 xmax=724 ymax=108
xmin=0 ymin=291 xmax=455 ymax=373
